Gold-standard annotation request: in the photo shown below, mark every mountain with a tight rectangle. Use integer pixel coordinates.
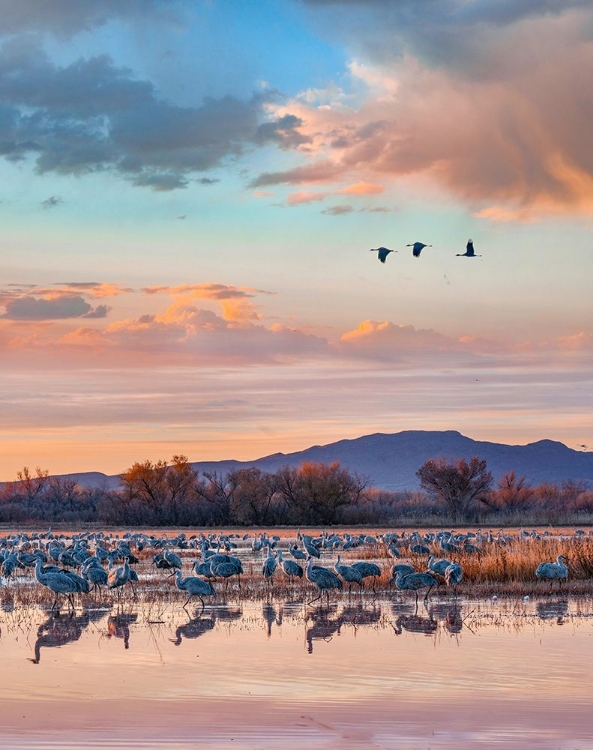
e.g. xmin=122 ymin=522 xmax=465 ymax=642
xmin=52 ymin=430 xmax=593 ymax=492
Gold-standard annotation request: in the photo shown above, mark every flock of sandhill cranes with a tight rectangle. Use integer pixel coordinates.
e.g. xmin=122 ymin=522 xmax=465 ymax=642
xmin=0 ymin=528 xmax=574 ymax=613
xmin=370 ymin=239 xmax=480 ymax=263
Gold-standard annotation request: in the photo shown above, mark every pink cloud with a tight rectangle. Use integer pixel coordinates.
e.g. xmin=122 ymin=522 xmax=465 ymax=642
xmin=338 ymin=181 xmax=384 ymax=195
xmin=287 ymin=190 xmax=327 ymax=206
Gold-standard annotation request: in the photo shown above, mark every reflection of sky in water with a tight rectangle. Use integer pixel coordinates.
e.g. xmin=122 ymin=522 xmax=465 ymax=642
xmin=1 ymin=598 xmax=593 ymax=748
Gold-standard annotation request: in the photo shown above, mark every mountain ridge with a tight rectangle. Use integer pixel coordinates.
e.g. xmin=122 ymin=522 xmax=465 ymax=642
xmin=27 ymin=430 xmax=593 ymax=493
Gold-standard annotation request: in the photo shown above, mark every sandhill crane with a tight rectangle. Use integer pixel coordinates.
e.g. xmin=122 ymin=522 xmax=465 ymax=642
xmin=428 ymin=555 xmax=453 ymax=577
xmin=350 ymin=561 xmax=382 ymax=592
xmin=262 ymin=550 xmax=277 ymax=586
xmin=457 ymin=239 xmax=481 ymax=257
xmin=277 ymin=550 xmax=303 ymax=581
xmin=370 ymin=247 xmax=397 ymax=264
xmin=389 ymin=563 xmax=415 ymax=585
xmin=407 ymin=241 xmax=432 ymax=257
xmin=393 ymin=569 xmax=438 ymax=605
xmin=173 ymin=569 xmax=216 ymax=610
xmin=444 ymin=562 xmax=463 ymax=592
xmin=334 ymin=554 xmax=363 ymax=593
xmin=34 ymin=558 xmax=80 ymax=611
xmin=306 ymin=556 xmax=342 ymax=605
xmin=536 ymin=555 xmax=568 ymax=587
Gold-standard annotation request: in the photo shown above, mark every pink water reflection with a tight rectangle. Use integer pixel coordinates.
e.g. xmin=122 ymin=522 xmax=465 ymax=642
xmin=0 ymin=598 xmax=592 ymax=749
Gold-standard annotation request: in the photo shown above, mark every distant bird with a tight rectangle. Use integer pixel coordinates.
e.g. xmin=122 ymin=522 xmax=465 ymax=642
xmin=536 ymin=555 xmax=568 ymax=586
xmin=407 ymin=241 xmax=432 ymax=258
xmin=306 ymin=556 xmax=342 ymax=605
xmin=370 ymin=246 xmax=396 ymax=264
xmin=173 ymin=570 xmax=216 ymax=610
xmin=457 ymin=239 xmax=481 ymax=258
xmin=393 ymin=569 xmax=438 ymax=605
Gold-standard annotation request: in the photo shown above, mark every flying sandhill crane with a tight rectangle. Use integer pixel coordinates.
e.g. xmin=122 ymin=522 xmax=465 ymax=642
xmin=457 ymin=239 xmax=481 ymax=257
xmin=370 ymin=247 xmax=397 ymax=263
xmin=407 ymin=241 xmax=432 ymax=257
xmin=536 ymin=555 xmax=568 ymax=587
xmin=306 ymin=556 xmax=342 ymax=605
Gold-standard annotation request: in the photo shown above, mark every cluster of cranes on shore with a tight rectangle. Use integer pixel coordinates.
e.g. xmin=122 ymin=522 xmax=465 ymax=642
xmin=0 ymin=527 xmax=572 ymax=612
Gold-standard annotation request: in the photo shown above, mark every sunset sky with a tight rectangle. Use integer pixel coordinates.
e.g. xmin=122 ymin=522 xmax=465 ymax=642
xmin=1 ymin=0 xmax=592 ymax=479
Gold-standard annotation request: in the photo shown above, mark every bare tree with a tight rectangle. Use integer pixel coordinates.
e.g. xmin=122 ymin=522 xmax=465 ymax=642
xmin=416 ymin=456 xmax=493 ymax=521
xmin=492 ymin=471 xmax=534 ymax=513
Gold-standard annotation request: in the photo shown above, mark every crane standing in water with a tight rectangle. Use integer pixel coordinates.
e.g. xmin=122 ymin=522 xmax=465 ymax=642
xmin=306 ymin=556 xmax=342 ymax=605
xmin=173 ymin=569 xmax=216 ymax=610
xmin=536 ymin=555 xmax=568 ymax=587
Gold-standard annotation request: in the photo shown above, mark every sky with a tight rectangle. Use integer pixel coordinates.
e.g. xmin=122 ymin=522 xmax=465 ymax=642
xmin=1 ymin=0 xmax=592 ymax=479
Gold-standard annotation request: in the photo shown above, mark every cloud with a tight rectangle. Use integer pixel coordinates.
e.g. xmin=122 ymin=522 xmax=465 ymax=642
xmin=254 ymin=5 xmax=593 ymax=217
xmin=0 ymin=38 xmax=267 ymax=190
xmin=322 ymin=204 xmax=354 ymax=215
xmin=338 ymin=181 xmax=384 ymax=195
xmin=287 ymin=190 xmax=327 ymax=206
xmin=41 ymin=195 xmax=63 ymax=209
xmin=250 ymin=161 xmax=344 ymax=187
xmin=0 ymin=0 xmax=184 ymax=37
xmin=254 ymin=114 xmax=312 ymax=149
xmin=142 ymin=283 xmax=257 ymax=300
xmin=0 ymin=293 xmax=105 ymax=320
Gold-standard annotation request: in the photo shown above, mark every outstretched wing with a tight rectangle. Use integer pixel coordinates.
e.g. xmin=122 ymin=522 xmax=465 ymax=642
xmin=412 ymin=244 xmax=422 ymax=257
xmin=466 ymin=241 xmax=475 ymax=257
xmin=378 ymin=247 xmax=391 ymax=263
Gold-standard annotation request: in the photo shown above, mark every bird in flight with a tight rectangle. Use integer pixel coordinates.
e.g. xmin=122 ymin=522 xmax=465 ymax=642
xmin=370 ymin=246 xmax=397 ymax=264
xmin=407 ymin=242 xmax=432 ymax=257
xmin=457 ymin=239 xmax=481 ymax=258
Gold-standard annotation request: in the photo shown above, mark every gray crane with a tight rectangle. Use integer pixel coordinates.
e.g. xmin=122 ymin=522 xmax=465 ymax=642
xmin=428 ymin=555 xmax=453 ymax=577
xmin=306 ymin=556 xmax=342 ymax=605
xmin=277 ymin=550 xmax=303 ymax=581
xmin=444 ymin=562 xmax=463 ymax=592
xmin=392 ymin=569 xmax=438 ymax=605
xmin=370 ymin=246 xmax=397 ymax=264
xmin=350 ymin=561 xmax=382 ymax=591
xmin=173 ymin=569 xmax=216 ymax=610
xmin=34 ymin=557 xmax=80 ymax=611
xmin=407 ymin=241 xmax=432 ymax=257
xmin=457 ymin=239 xmax=481 ymax=257
xmin=334 ymin=554 xmax=364 ymax=593
xmin=262 ymin=550 xmax=277 ymax=585
xmin=389 ymin=563 xmax=415 ymax=585
xmin=536 ymin=555 xmax=568 ymax=586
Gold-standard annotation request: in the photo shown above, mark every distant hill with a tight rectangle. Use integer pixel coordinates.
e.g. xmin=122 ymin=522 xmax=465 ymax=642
xmin=49 ymin=430 xmax=593 ymax=492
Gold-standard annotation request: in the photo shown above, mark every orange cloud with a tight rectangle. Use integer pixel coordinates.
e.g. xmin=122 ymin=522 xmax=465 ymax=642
xmin=338 ymin=181 xmax=384 ymax=195
xmin=287 ymin=190 xmax=327 ymax=205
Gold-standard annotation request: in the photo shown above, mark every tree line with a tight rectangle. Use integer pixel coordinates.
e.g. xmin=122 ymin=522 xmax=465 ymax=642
xmin=0 ymin=455 xmax=591 ymax=526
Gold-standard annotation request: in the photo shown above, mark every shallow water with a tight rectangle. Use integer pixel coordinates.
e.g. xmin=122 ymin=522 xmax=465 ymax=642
xmin=1 ymin=596 xmax=592 ymax=749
